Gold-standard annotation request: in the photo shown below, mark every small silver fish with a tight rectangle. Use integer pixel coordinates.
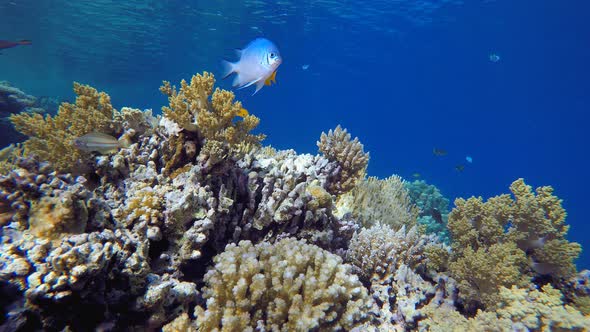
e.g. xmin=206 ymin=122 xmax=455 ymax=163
xmin=73 ymin=132 xmax=128 ymax=154
xmin=222 ymin=37 xmax=282 ymax=95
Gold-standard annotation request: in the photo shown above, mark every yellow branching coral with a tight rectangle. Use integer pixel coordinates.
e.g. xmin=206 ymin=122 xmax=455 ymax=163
xmin=317 ymin=125 xmax=369 ymax=194
xmin=419 ymin=284 xmax=590 ymax=331
xmin=495 ymin=284 xmax=590 ymax=331
xmin=449 ymin=242 xmax=529 ymax=308
xmin=336 ymin=175 xmax=418 ymax=230
xmin=162 ymin=313 xmax=196 ymax=332
xmin=160 ymin=72 xmax=214 ymax=132
xmin=446 ymin=178 xmax=582 ymax=310
xmin=160 ymin=72 xmax=265 ymax=166
xmin=195 ymin=238 xmax=372 ymax=331
xmin=10 ymin=83 xmax=117 ymax=172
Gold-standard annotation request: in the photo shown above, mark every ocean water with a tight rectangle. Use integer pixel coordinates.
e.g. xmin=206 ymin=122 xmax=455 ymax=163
xmin=1 ymin=0 xmax=588 ymax=271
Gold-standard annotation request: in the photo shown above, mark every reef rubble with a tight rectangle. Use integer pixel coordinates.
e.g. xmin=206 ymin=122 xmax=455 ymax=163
xmin=0 ymin=73 xmax=588 ymax=331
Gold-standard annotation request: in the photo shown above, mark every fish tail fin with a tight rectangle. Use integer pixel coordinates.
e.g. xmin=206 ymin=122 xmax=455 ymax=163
xmin=18 ymin=40 xmax=32 ymax=45
xmin=221 ymin=60 xmax=236 ymax=79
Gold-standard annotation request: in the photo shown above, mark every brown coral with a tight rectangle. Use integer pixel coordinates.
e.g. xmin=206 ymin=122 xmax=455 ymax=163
xmin=317 ymin=125 xmax=369 ymax=194
xmin=446 ymin=178 xmax=582 ymax=310
xmin=10 ymin=83 xmax=118 ymax=172
xmin=160 ymin=72 xmax=265 ymax=168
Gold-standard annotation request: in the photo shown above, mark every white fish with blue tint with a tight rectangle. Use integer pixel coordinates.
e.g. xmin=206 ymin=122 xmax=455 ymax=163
xmin=466 ymin=156 xmax=473 ymax=163
xmin=222 ymin=38 xmax=282 ymax=95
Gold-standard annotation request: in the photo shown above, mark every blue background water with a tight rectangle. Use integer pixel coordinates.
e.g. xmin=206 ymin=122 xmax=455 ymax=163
xmin=1 ymin=1 xmax=589 ymax=267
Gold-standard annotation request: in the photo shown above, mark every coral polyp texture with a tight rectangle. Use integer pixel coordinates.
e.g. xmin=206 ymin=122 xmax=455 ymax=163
xmin=445 ymin=178 xmax=583 ymax=311
xmin=336 ymin=175 xmax=419 ymax=230
xmin=194 ymin=238 xmax=372 ymax=331
xmin=317 ymin=125 xmax=369 ymax=194
xmin=1 ymin=75 xmax=588 ymax=331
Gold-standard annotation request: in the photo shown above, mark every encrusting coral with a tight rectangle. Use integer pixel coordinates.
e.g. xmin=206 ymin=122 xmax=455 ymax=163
xmin=445 ymin=178 xmax=582 ymax=310
xmin=194 ymin=238 xmax=372 ymax=331
xmin=336 ymin=175 xmax=419 ymax=230
xmin=317 ymin=125 xmax=369 ymax=194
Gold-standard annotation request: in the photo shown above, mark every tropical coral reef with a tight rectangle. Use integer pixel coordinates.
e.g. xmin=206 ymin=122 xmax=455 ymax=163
xmin=1 ymin=71 xmax=588 ymax=331
xmin=9 ymin=83 xmax=144 ymax=173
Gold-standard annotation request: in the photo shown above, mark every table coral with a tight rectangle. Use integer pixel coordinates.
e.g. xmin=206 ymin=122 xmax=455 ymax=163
xmin=194 ymin=238 xmax=372 ymax=331
xmin=317 ymin=125 xmax=369 ymax=195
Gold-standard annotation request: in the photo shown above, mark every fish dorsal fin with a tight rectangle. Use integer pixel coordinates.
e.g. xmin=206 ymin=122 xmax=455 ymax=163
xmin=85 ymin=132 xmax=118 ymax=140
xmin=265 ymin=71 xmax=277 ymax=86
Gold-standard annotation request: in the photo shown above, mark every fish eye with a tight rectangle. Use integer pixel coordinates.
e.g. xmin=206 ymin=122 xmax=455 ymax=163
xmin=270 ymin=52 xmax=276 ymax=58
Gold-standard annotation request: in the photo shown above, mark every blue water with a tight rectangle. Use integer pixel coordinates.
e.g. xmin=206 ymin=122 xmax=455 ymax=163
xmin=1 ymin=1 xmax=589 ymax=267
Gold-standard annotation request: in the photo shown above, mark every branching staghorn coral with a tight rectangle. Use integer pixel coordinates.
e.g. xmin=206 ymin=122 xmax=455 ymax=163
xmin=317 ymin=125 xmax=369 ymax=194
xmin=195 ymin=238 xmax=372 ymax=331
xmin=160 ymin=72 xmax=213 ymax=132
xmin=445 ymin=178 xmax=582 ymax=310
xmin=160 ymin=72 xmax=265 ymax=168
xmin=10 ymin=83 xmax=118 ymax=172
xmin=336 ymin=175 xmax=418 ymax=230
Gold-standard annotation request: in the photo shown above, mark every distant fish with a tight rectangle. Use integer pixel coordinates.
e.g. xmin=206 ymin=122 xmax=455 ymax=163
xmin=489 ymin=53 xmax=500 ymax=63
xmin=455 ymin=164 xmax=465 ymax=172
xmin=433 ymin=148 xmax=447 ymax=156
xmin=531 ymin=260 xmax=557 ymax=275
xmin=412 ymin=173 xmax=421 ymax=178
xmin=73 ymin=132 xmax=129 ymax=154
xmin=466 ymin=156 xmax=473 ymax=163
xmin=431 ymin=208 xmax=444 ymax=224
xmin=0 ymin=39 xmax=31 ymax=50
xmin=302 ymin=64 xmax=310 ymax=70
xmin=222 ymin=37 xmax=282 ymax=95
